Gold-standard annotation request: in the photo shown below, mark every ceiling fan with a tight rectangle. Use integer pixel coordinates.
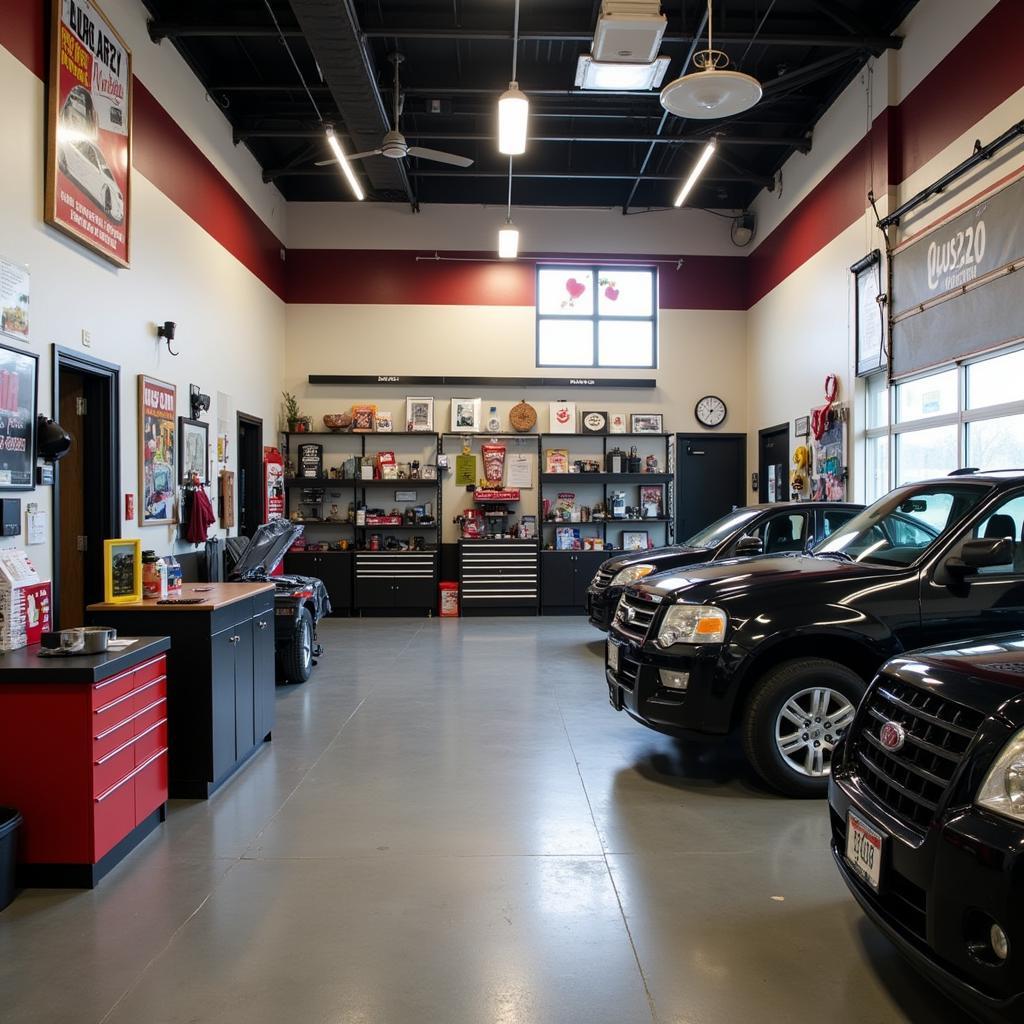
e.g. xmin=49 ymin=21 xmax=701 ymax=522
xmin=317 ymin=53 xmax=474 ymax=169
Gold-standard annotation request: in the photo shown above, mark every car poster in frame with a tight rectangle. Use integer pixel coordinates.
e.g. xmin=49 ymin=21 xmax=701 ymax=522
xmin=139 ymin=375 xmax=176 ymax=524
xmin=103 ymin=538 xmax=141 ymax=603
xmin=45 ymin=0 xmax=132 ymax=268
xmin=0 ymin=343 xmax=38 ymax=490
xmin=630 ymin=412 xmax=663 ymax=434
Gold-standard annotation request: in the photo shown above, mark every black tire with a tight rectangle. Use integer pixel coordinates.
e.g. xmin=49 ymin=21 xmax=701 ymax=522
xmin=742 ymin=658 xmax=865 ymax=798
xmin=280 ymin=607 xmax=313 ymax=683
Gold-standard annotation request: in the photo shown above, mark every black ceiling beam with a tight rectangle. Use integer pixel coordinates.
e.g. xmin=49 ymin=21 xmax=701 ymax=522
xmin=208 ymin=83 xmax=333 ymax=93
xmin=148 ymin=20 xmax=303 ymax=41
xmin=234 ymin=127 xmax=807 ymax=148
xmin=360 ymin=27 xmax=902 ymax=52
xmin=263 ymin=167 xmax=771 ymax=185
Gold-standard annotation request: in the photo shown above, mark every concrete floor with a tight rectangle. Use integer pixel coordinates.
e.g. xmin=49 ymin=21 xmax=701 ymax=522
xmin=1 ymin=618 xmax=964 ymax=1024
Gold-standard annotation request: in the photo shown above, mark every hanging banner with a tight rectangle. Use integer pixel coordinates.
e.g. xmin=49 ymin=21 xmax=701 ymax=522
xmin=891 ymin=173 xmax=1024 ymax=378
xmin=45 ymin=0 xmax=132 ymax=267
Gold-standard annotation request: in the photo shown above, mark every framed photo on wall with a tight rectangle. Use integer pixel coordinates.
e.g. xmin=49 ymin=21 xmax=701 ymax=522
xmin=0 ymin=343 xmax=38 ymax=490
xmin=178 ymin=417 xmax=209 ymax=484
xmin=630 ymin=412 xmax=663 ymax=434
xmin=406 ymin=396 xmax=434 ymax=432
xmin=45 ymin=0 xmax=132 ymax=268
xmin=450 ymin=397 xmax=481 ymax=433
xmin=139 ymin=375 xmax=176 ymax=524
xmin=103 ymin=538 xmax=142 ymax=603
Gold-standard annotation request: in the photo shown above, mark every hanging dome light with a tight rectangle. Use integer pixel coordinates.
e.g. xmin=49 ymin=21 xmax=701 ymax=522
xmin=659 ymin=1 xmax=762 ymax=119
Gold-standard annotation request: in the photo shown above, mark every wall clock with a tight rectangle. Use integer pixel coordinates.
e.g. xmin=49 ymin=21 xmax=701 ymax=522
xmin=695 ymin=395 xmax=727 ymax=427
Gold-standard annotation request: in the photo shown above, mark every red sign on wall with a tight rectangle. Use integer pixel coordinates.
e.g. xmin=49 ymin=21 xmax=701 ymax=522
xmin=45 ymin=0 xmax=132 ymax=267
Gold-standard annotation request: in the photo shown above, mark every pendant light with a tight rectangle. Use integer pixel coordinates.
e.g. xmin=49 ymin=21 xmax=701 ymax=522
xmin=498 ymin=0 xmax=528 ymax=154
xmin=660 ymin=0 xmax=762 ymax=119
xmin=673 ymin=138 xmax=717 ymax=207
xmin=497 ymin=157 xmax=519 ymax=258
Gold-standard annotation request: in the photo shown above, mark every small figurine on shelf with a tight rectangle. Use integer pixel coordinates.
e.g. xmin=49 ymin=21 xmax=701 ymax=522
xmin=645 ymin=454 xmax=659 ymax=473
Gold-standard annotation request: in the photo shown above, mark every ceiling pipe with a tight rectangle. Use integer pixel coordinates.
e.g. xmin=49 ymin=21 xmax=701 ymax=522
xmin=262 ymin=167 xmax=771 ymax=185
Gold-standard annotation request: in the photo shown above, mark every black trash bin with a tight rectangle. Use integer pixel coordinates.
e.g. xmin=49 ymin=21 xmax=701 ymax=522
xmin=0 ymin=807 xmax=22 ymax=912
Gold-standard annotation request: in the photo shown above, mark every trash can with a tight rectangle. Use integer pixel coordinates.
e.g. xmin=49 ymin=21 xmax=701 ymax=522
xmin=0 ymin=807 xmax=22 ymax=912
xmin=439 ymin=581 xmax=459 ymax=617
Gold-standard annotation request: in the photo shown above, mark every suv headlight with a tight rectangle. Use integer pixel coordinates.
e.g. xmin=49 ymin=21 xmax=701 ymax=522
xmin=976 ymin=728 xmax=1024 ymax=823
xmin=656 ymin=604 xmax=727 ymax=649
xmin=611 ymin=564 xmax=655 ymax=587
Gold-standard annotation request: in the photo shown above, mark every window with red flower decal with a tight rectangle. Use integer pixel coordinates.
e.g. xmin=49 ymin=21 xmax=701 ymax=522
xmin=536 ymin=265 xmax=657 ymax=368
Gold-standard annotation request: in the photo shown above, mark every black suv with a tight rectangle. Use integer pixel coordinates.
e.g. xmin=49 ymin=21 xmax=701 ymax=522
xmin=586 ymin=502 xmax=862 ymax=630
xmin=606 ymin=472 xmax=1024 ymax=796
xmin=830 ymin=634 xmax=1024 ymax=1023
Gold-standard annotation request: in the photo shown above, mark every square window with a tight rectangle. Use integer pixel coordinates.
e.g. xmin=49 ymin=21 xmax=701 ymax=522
xmin=967 ymin=413 xmax=1024 ymax=470
xmin=896 ymin=423 xmax=957 ymax=484
xmin=896 ymin=369 xmax=957 ymax=423
xmin=536 ymin=265 xmax=657 ymax=368
xmin=968 ymin=349 xmax=1024 ymax=409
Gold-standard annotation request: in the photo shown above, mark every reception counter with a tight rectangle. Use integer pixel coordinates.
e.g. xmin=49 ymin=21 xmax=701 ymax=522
xmin=88 ymin=583 xmax=276 ymax=799
xmin=0 ymin=636 xmax=171 ymax=887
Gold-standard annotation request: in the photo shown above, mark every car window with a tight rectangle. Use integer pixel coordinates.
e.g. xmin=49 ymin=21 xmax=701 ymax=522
xmin=814 ymin=484 xmax=988 ymax=567
xmin=684 ymin=507 xmax=763 ymax=549
xmin=966 ymin=491 xmax=1024 ymax=575
xmin=748 ymin=512 xmax=807 ymax=554
xmin=820 ymin=508 xmax=858 ymax=538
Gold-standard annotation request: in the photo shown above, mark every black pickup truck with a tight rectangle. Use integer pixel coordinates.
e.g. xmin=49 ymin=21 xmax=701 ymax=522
xmin=606 ymin=471 xmax=1024 ymax=796
xmin=586 ymin=502 xmax=862 ymax=630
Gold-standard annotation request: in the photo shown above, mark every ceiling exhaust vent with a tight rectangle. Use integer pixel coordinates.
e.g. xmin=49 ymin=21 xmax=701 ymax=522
xmin=592 ymin=1 xmax=667 ymax=64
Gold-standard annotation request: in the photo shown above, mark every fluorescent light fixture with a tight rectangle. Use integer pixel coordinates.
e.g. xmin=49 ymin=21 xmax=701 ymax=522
xmin=326 ymin=127 xmax=364 ymax=201
xmin=673 ymin=138 xmax=717 ymax=208
xmin=498 ymin=221 xmax=520 ymax=259
xmin=575 ymin=54 xmax=670 ymax=91
xmin=498 ymin=82 xmax=529 ymax=155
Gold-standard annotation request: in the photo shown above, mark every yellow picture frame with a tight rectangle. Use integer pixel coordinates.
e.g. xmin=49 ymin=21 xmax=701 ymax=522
xmin=103 ymin=538 xmax=142 ymax=603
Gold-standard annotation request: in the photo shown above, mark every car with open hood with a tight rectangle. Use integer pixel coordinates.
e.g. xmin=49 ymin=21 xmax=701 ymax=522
xmin=605 ymin=471 xmax=1024 ymax=797
xmin=586 ymin=502 xmax=862 ymax=630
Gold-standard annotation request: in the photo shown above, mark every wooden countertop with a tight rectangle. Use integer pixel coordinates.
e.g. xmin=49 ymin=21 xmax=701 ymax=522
xmin=0 ymin=636 xmax=171 ymax=684
xmin=87 ymin=581 xmax=274 ymax=613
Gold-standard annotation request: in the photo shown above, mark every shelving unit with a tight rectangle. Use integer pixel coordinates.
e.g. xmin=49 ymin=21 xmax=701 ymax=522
xmin=280 ymin=430 xmax=441 ymax=616
xmin=538 ymin=433 xmax=674 ymax=614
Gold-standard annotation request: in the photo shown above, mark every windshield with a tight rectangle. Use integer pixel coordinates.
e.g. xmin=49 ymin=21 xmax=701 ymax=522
xmin=813 ymin=483 xmax=989 ymax=566
xmin=684 ymin=507 xmax=763 ymax=549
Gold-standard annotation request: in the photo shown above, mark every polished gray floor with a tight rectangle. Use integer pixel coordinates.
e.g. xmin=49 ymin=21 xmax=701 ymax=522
xmin=1 ymin=618 xmax=962 ymax=1023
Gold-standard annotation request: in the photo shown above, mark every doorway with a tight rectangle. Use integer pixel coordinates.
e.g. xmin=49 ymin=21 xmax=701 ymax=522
xmin=676 ymin=433 xmax=746 ymax=540
xmin=758 ymin=423 xmax=790 ymax=503
xmin=237 ymin=413 xmax=263 ymax=538
xmin=53 ymin=347 xmax=120 ymax=628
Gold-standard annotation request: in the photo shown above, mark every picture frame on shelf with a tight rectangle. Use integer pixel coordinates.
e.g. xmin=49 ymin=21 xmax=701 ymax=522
xmin=405 ymin=396 xmax=434 ymax=432
xmin=375 ymin=410 xmax=393 ymax=432
xmin=630 ymin=412 xmax=663 ymax=434
xmin=451 ymin=397 xmax=481 ymax=433
xmin=608 ymin=412 xmax=627 ymax=434
xmin=178 ymin=417 xmax=209 ymax=484
xmin=622 ymin=530 xmax=649 ymax=551
xmin=139 ymin=374 xmax=176 ymax=525
xmin=581 ymin=410 xmax=608 ymax=435
xmin=351 ymin=403 xmax=376 ymax=432
xmin=549 ymin=400 xmax=576 ymax=433
xmin=640 ymin=485 xmax=664 ymax=518
xmin=103 ymin=538 xmax=142 ymax=603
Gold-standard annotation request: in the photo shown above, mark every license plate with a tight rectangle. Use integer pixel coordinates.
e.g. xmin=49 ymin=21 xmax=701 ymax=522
xmin=607 ymin=639 xmax=620 ymax=673
xmin=846 ymin=811 xmax=884 ymax=891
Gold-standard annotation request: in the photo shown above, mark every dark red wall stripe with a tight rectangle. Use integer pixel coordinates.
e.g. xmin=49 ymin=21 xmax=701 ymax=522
xmin=284 ymin=250 xmax=748 ymax=309
xmin=5 ymin=0 xmax=285 ymax=298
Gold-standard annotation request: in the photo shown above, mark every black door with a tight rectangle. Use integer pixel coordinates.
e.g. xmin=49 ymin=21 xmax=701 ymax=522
xmin=237 ymin=413 xmax=263 ymax=538
xmin=758 ymin=424 xmax=789 ymax=503
xmin=676 ymin=433 xmax=746 ymax=541
xmin=53 ymin=348 xmax=120 ymax=628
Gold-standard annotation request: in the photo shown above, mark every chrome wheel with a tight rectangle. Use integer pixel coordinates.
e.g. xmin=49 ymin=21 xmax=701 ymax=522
xmin=299 ymin=617 xmax=312 ymax=671
xmin=774 ymin=686 xmax=855 ymax=778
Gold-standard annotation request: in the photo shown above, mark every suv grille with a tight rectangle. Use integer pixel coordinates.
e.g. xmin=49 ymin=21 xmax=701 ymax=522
xmin=613 ymin=591 xmax=658 ymax=643
xmin=592 ymin=567 xmax=615 ymax=591
xmin=853 ymin=677 xmax=985 ymax=833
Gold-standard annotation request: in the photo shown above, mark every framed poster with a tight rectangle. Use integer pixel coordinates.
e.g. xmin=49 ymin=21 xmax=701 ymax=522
xmin=45 ymin=0 xmax=132 ymax=268
xmin=406 ymin=396 xmax=434 ymax=432
xmin=0 ymin=343 xmax=38 ymax=490
xmin=581 ymin=411 xmax=607 ymax=435
xmin=450 ymin=397 xmax=481 ymax=433
xmin=139 ymin=375 xmax=176 ymax=524
xmin=0 ymin=258 xmax=30 ymax=341
xmin=630 ymin=412 xmax=663 ymax=433
xmin=853 ymin=250 xmax=884 ymax=377
xmin=103 ymin=538 xmax=141 ymax=603
xmin=178 ymin=416 xmax=209 ymax=484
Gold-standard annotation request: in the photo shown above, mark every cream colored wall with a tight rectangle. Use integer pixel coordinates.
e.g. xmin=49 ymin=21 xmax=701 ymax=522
xmin=284 ymin=304 xmax=747 ymax=542
xmin=0 ymin=36 xmax=285 ymax=584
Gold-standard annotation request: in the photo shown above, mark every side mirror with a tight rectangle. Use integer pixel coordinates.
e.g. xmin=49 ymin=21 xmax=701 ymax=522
xmin=946 ymin=537 xmax=1013 ymax=575
xmin=734 ymin=535 xmax=763 ymax=556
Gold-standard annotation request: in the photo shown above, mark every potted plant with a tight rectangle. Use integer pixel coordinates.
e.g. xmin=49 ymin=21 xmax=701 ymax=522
xmin=282 ymin=392 xmax=301 ymax=432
